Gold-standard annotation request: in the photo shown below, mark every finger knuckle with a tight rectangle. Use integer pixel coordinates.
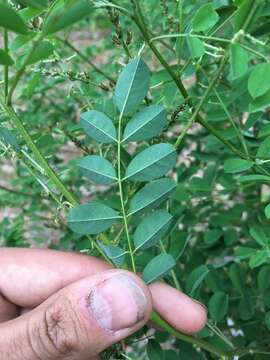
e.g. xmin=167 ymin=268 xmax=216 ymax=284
xmin=39 ymin=297 xmax=82 ymax=357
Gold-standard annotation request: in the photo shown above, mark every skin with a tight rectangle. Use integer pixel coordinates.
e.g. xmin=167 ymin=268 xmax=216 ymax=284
xmin=0 ymin=248 xmax=207 ymax=359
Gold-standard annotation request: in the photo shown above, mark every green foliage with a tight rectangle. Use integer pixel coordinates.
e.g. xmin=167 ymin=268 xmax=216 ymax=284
xmin=142 ymin=253 xmax=176 ymax=284
xmin=1 ymin=0 xmax=270 ymax=358
xmin=0 ymin=3 xmax=27 ymax=34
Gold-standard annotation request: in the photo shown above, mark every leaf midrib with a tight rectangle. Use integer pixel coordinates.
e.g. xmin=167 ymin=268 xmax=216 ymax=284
xmin=135 ymin=216 xmax=172 ymax=250
xmin=123 ymin=107 xmax=164 ymax=141
xmin=125 ymin=148 xmax=175 ymax=179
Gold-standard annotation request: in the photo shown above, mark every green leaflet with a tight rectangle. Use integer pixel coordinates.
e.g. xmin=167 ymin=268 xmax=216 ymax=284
xmin=114 ymin=58 xmax=150 ymax=115
xmin=209 ymin=291 xmax=229 ymax=322
xmin=147 ymin=340 xmax=163 ymax=360
xmin=265 ymin=204 xmax=270 ymax=219
xmin=256 ymin=136 xmax=270 ymax=158
xmin=125 ymin=143 xmax=177 ymax=182
xmin=187 ymin=36 xmax=205 ymax=59
xmin=43 ymin=0 xmax=92 ymax=35
xmin=250 ymin=226 xmax=269 ymax=247
xmin=79 ymin=155 xmax=117 ymax=185
xmin=17 ymin=40 xmax=54 ymax=66
xmin=14 ymin=0 xmax=48 ymax=9
xmin=128 ymin=178 xmax=176 ymax=215
xmin=134 ymin=210 xmax=172 ymax=251
xmin=230 ymin=43 xmax=249 ymax=79
xmin=224 ymin=158 xmax=253 ymax=173
xmin=229 ymin=263 xmax=245 ymax=295
xmin=186 ymin=265 xmax=209 ymax=297
xmin=0 ymin=127 xmax=20 ymax=152
xmin=80 ymin=110 xmax=117 ymax=144
xmin=67 ymin=201 xmax=121 ymax=235
xmin=142 ymin=253 xmax=176 ymax=284
xmin=0 ymin=49 xmax=14 ymax=66
xmin=238 ymin=174 xmax=270 ymax=183
xmin=97 ymin=241 xmax=126 ymax=267
xmin=248 ymin=63 xmax=270 ymax=99
xmin=192 ymin=3 xmax=219 ymax=32
xmin=0 ymin=3 xmax=28 ymax=34
xmin=249 ymin=250 xmax=269 ymax=269
xmin=123 ymin=105 xmax=167 ymax=142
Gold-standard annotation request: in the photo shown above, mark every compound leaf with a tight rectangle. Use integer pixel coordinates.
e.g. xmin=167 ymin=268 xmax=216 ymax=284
xmin=67 ymin=201 xmax=121 ymax=235
xmin=80 ymin=110 xmax=117 ymax=143
xmin=114 ymin=58 xmax=150 ymax=115
xmin=123 ymin=105 xmax=166 ymax=142
xmin=134 ymin=210 xmax=173 ymax=251
xmin=186 ymin=265 xmax=209 ymax=297
xmin=142 ymin=253 xmax=176 ymax=284
xmin=125 ymin=143 xmax=177 ymax=182
xmin=79 ymin=155 xmax=117 ymax=185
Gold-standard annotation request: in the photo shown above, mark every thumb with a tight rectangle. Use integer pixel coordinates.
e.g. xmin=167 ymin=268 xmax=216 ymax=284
xmin=0 ymin=269 xmax=152 ymax=360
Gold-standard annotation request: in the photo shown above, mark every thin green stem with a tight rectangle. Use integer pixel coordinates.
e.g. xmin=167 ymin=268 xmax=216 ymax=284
xmin=0 ymin=97 xmax=78 ymax=206
xmin=56 ymin=37 xmax=115 ymax=83
xmin=3 ymin=28 xmax=9 ymax=100
xmin=7 ymin=34 xmax=43 ymax=105
xmin=150 ymin=33 xmax=231 ymax=44
xmin=213 ymin=88 xmax=249 ymax=157
xmin=174 ymin=54 xmax=229 ymax=149
xmin=117 ymin=112 xmax=136 ymax=273
xmin=150 ymin=311 xmax=229 ymax=357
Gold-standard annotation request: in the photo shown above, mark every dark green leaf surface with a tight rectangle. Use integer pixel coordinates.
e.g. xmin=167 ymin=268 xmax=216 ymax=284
xmin=230 ymin=43 xmax=249 ymax=79
xmin=248 ymin=63 xmax=270 ymax=99
xmin=125 ymin=143 xmax=177 ymax=182
xmin=14 ymin=0 xmax=48 ymax=9
xmin=97 ymin=242 xmax=126 ymax=266
xmin=67 ymin=201 xmax=121 ymax=235
xmin=249 ymin=250 xmax=269 ymax=268
xmin=80 ymin=110 xmax=117 ymax=143
xmin=0 ymin=3 xmax=28 ymax=34
xmin=128 ymin=179 xmax=176 ymax=215
xmin=134 ymin=210 xmax=172 ymax=251
xmin=187 ymin=36 xmax=205 ymax=59
xmin=79 ymin=155 xmax=117 ymax=185
xmin=43 ymin=0 xmax=92 ymax=35
xmin=0 ymin=49 xmax=14 ymax=66
xmin=114 ymin=58 xmax=150 ymax=115
xmin=224 ymin=158 xmax=253 ymax=173
xmin=123 ymin=105 xmax=166 ymax=142
xmin=186 ymin=265 xmax=209 ymax=296
xmin=192 ymin=3 xmax=219 ymax=32
xmin=209 ymin=291 xmax=229 ymax=321
xmin=142 ymin=253 xmax=176 ymax=284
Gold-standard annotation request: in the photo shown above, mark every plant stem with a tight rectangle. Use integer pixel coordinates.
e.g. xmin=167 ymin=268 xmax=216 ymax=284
xmin=57 ymin=37 xmax=115 ymax=84
xmin=174 ymin=53 xmax=229 ymax=149
xmin=150 ymin=311 xmax=229 ymax=357
xmin=131 ymin=1 xmax=245 ymax=159
xmin=7 ymin=34 xmax=43 ymax=105
xmin=0 ymin=97 xmax=78 ymax=206
xmin=117 ymin=112 xmax=136 ymax=273
xmin=3 ymin=28 xmax=9 ymax=101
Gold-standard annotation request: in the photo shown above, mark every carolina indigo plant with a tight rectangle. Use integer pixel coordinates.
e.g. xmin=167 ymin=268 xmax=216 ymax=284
xmin=67 ymin=58 xmax=178 ymax=284
xmin=1 ymin=0 xmax=270 ymax=359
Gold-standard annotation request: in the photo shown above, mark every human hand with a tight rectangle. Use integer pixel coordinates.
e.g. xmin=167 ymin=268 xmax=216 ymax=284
xmin=0 ymin=248 xmax=206 ymax=359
